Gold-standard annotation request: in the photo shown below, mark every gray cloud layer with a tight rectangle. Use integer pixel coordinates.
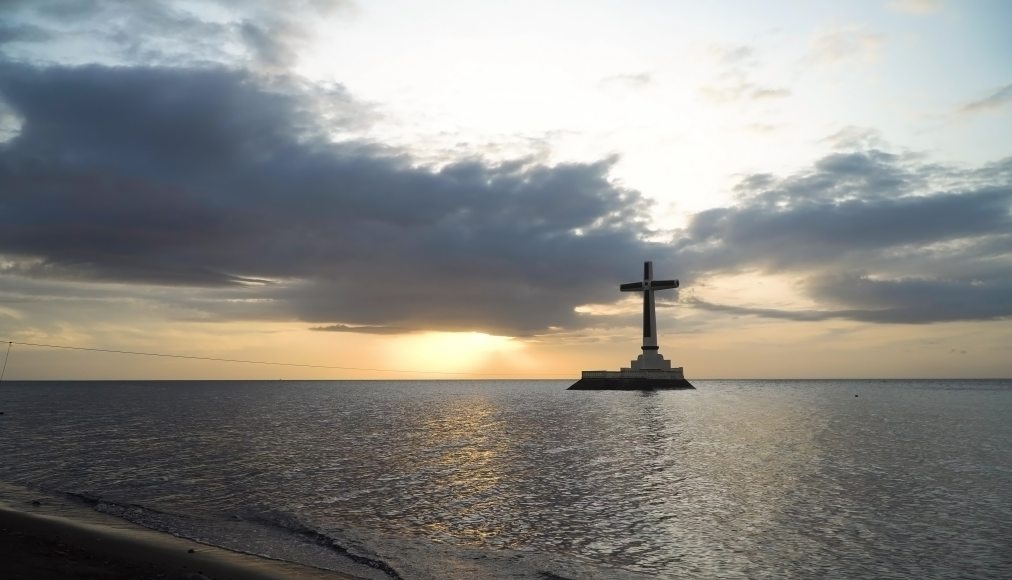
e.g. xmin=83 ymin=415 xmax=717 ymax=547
xmin=0 ymin=63 xmax=659 ymax=334
xmin=676 ymin=150 xmax=1012 ymax=323
xmin=0 ymin=0 xmax=348 ymax=72
xmin=1 ymin=58 xmax=1010 ymax=333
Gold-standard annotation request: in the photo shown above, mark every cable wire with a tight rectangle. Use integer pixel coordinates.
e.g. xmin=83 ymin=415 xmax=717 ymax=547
xmin=0 ymin=341 xmax=11 ymax=384
xmin=1 ymin=339 xmax=573 ymax=377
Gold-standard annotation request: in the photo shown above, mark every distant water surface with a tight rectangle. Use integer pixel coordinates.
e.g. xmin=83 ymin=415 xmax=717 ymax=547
xmin=1 ymin=380 xmax=1010 ymax=578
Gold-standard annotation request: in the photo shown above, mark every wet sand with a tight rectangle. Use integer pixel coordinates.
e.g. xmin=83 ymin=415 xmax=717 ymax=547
xmin=0 ymin=505 xmax=360 ymax=580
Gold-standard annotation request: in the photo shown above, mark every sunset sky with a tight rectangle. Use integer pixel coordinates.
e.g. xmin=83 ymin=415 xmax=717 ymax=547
xmin=1 ymin=0 xmax=1010 ymax=379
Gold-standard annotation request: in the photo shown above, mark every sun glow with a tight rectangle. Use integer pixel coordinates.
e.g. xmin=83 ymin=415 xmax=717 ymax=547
xmin=392 ymin=331 xmax=524 ymax=375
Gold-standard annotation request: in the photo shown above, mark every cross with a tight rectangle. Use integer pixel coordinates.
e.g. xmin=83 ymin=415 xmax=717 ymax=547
xmin=620 ymin=261 xmax=679 ymax=356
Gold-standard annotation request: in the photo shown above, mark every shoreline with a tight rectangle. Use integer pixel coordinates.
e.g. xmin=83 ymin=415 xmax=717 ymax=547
xmin=0 ymin=502 xmax=361 ymax=580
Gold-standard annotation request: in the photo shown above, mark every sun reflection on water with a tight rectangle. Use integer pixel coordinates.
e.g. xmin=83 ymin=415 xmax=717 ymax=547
xmin=415 ymin=396 xmax=513 ymax=543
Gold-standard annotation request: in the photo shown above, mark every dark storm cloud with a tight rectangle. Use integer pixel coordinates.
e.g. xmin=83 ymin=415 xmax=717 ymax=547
xmin=678 ymin=151 xmax=1012 ymax=323
xmin=805 ymin=272 xmax=1012 ymax=323
xmin=681 ymin=185 xmax=1011 ymax=271
xmin=0 ymin=23 xmax=51 ymax=44
xmin=0 ymin=62 xmax=655 ymax=334
xmin=1 ymin=57 xmax=1010 ymax=333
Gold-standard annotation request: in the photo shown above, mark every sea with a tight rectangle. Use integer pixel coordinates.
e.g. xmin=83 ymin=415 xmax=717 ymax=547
xmin=0 ymin=379 xmax=1009 ymax=579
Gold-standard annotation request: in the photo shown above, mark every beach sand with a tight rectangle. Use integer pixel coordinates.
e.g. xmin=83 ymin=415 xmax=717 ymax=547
xmin=0 ymin=504 xmax=360 ymax=580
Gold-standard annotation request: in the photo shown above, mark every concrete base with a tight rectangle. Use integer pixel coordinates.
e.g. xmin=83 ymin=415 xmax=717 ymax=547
xmin=568 ymin=369 xmax=695 ymax=390
xmin=626 ymin=351 xmax=672 ymax=371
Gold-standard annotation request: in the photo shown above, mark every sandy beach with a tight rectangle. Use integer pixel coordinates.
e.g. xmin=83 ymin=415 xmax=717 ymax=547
xmin=0 ymin=504 xmax=359 ymax=580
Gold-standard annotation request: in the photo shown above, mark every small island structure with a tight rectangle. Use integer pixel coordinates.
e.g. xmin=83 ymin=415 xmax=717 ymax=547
xmin=569 ymin=261 xmax=694 ymax=390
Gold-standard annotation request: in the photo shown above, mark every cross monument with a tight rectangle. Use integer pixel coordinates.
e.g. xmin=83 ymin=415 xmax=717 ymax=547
xmin=620 ymin=261 xmax=679 ymax=371
xmin=569 ymin=260 xmax=693 ymax=389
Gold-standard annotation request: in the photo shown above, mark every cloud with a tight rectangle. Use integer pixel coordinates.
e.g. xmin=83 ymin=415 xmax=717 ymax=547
xmin=0 ymin=23 xmax=51 ymax=45
xmin=230 ymin=0 xmax=354 ymax=71
xmin=681 ymin=184 xmax=1011 ymax=271
xmin=2 ymin=61 xmax=1010 ymax=333
xmin=691 ymin=272 xmax=1012 ymax=324
xmin=0 ymin=62 xmax=658 ymax=335
xmin=820 ymin=126 xmax=886 ymax=150
xmin=712 ymin=45 xmax=754 ymax=66
xmin=700 ymin=44 xmax=791 ymax=104
xmin=237 ymin=20 xmax=299 ymax=71
xmin=887 ymin=0 xmax=943 ymax=15
xmin=699 ymin=154 xmax=1012 ymax=269
xmin=599 ymin=72 xmax=653 ymax=90
xmin=806 ymin=28 xmax=884 ymax=66
xmin=0 ymin=1 xmax=234 ymax=66
xmin=960 ymin=83 xmax=1012 ymax=114
xmin=312 ymin=324 xmax=414 ymax=335
xmin=805 ymin=272 xmax=1012 ymax=323
xmin=688 ymin=298 xmax=852 ymax=322
xmin=0 ymin=33 xmax=1009 ymax=336
xmin=0 ymin=0 xmax=349 ymax=71
xmin=749 ymin=87 xmax=791 ymax=99
xmin=676 ymin=150 xmax=1012 ymax=324
xmin=700 ymin=81 xmax=791 ymax=103
xmin=745 ymin=123 xmax=779 ymax=134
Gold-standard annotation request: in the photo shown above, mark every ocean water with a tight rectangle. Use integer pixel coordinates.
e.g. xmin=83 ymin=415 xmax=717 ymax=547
xmin=0 ymin=379 xmax=1009 ymax=579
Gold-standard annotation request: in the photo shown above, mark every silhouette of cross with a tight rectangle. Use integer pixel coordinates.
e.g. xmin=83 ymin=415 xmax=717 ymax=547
xmin=620 ymin=261 xmax=678 ymax=352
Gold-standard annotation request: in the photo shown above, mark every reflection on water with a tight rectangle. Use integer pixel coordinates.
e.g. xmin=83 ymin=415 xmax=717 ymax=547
xmin=1 ymin=379 xmax=1010 ymax=578
xmin=416 ymin=398 xmax=509 ymax=543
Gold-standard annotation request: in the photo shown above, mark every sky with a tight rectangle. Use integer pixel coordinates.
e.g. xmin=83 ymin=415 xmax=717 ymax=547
xmin=0 ymin=0 xmax=1010 ymax=379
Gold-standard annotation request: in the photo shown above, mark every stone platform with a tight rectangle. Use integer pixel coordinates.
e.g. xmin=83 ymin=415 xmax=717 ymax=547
xmin=568 ymin=369 xmax=694 ymax=390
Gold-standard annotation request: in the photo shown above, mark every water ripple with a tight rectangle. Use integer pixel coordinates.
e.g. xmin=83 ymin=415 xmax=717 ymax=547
xmin=1 ymin=379 xmax=1010 ymax=578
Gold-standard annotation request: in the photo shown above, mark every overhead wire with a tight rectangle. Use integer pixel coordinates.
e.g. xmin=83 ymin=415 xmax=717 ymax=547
xmin=0 ymin=341 xmax=11 ymax=384
xmin=0 ymin=339 xmax=574 ymax=377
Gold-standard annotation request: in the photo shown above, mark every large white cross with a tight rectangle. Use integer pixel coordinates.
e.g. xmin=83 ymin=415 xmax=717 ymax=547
xmin=620 ymin=261 xmax=679 ymax=359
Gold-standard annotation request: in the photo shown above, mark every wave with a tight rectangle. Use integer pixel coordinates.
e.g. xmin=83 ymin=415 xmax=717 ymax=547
xmin=55 ymin=488 xmax=401 ymax=579
xmin=236 ymin=508 xmax=403 ymax=579
xmin=5 ymin=482 xmax=653 ymax=579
